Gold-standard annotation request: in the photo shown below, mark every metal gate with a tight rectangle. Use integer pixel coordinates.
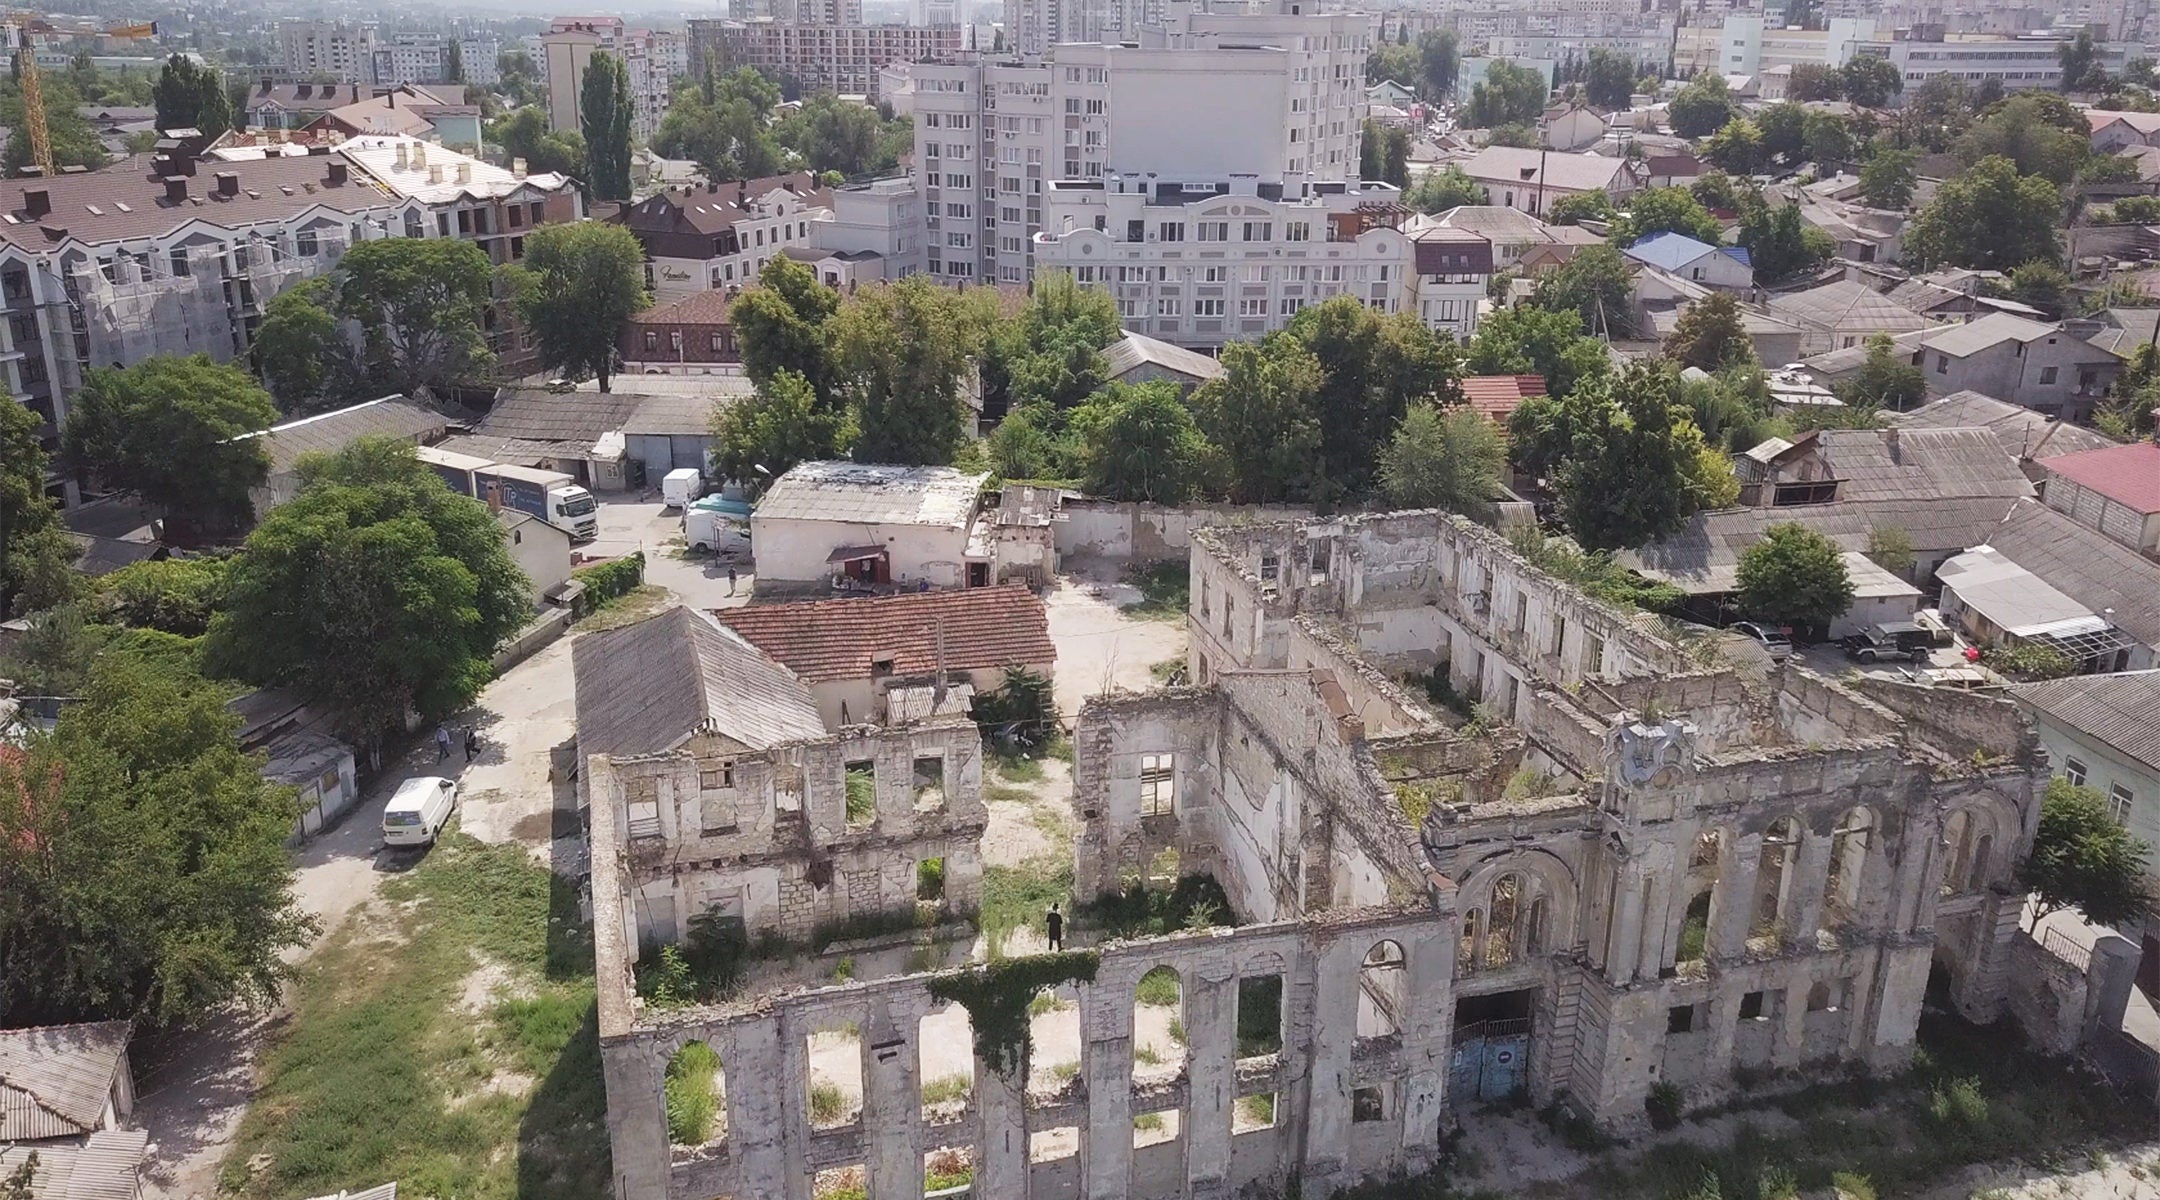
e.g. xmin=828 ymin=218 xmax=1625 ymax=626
xmin=1449 ymin=1018 xmax=1532 ymax=1104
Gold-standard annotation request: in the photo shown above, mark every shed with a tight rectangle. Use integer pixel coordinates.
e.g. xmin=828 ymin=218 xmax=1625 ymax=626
xmin=749 ymin=461 xmax=990 ymax=589
xmin=1833 ymin=551 xmax=1922 ymax=639
xmin=0 ymin=1128 xmax=148 ymax=1200
xmin=0 ymin=1021 xmax=134 ymax=1141
xmin=242 ymin=395 xmax=445 ymax=515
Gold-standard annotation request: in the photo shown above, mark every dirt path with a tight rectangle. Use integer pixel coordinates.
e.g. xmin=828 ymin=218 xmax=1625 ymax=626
xmin=1044 ymin=561 xmax=1187 ymax=720
xmin=131 ymin=633 xmax=588 ymax=1200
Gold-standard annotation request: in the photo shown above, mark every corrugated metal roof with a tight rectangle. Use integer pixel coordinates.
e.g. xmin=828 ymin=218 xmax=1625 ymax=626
xmin=1893 ymin=391 xmax=2122 ymax=461
xmin=1987 ymin=499 xmax=2160 ymax=649
xmin=621 ymin=384 xmax=755 ymax=437
xmin=304 ymin=1184 xmax=399 ymax=1200
xmin=1765 ymin=279 xmax=1933 ymax=334
xmin=244 ymin=396 xmax=441 ymax=477
xmin=0 ymin=1128 xmax=147 ymax=1200
xmin=2011 ymin=670 xmax=2160 ymax=773
xmin=1920 ymin=311 xmax=2062 ymax=358
xmin=753 ymin=462 xmax=987 ymax=529
xmin=477 ymin=388 xmax=643 ymax=447
xmin=1101 ymin=332 xmax=1225 ymax=384
xmin=1800 ymin=428 xmax=2036 ymax=504
xmin=571 ymin=605 xmax=825 ymax=760
xmin=1623 ymin=497 xmax=2020 ymax=593
xmin=0 ymin=1022 xmax=130 ymax=1141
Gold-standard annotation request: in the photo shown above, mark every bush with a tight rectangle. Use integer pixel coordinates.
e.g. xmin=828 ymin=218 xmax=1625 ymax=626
xmin=1079 ymin=872 xmax=1235 ymax=939
xmin=809 ymin=1082 xmax=846 ymax=1124
xmin=97 ymin=556 xmax=230 ymax=635
xmin=663 ymin=1041 xmax=721 ymax=1144
xmin=971 ymin=664 xmax=1059 ymax=754
xmin=1831 ymin=1172 xmax=1878 ymax=1200
xmin=1646 ymin=1080 xmax=1686 ymax=1130
xmin=1928 ymin=1076 xmax=1989 ymax=1127
xmin=573 ymin=551 xmax=645 ymax=611
xmin=1979 ymin=640 xmax=2077 ymax=681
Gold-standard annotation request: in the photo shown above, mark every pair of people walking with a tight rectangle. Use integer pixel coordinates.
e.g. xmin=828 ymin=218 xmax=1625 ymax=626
xmin=436 ymin=725 xmax=481 ymax=763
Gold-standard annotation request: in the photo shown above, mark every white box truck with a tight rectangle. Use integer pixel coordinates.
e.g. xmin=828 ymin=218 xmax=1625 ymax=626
xmin=661 ymin=467 xmax=703 ymax=509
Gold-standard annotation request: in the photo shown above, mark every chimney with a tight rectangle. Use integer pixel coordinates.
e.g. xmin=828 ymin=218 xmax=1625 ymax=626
xmin=23 ymin=189 xmax=49 ymax=218
xmin=511 ymin=157 xmax=527 ymax=178
xmin=215 ymin=172 xmax=238 ymax=198
xmin=163 ymin=176 xmax=187 ymax=203
xmin=395 ymin=142 xmax=410 ymax=170
xmin=327 ymin=161 xmax=349 ymax=185
xmin=414 ymin=142 xmax=429 ymax=168
xmin=428 ymin=164 xmax=443 ymax=185
xmin=456 ymin=162 xmax=472 ymax=185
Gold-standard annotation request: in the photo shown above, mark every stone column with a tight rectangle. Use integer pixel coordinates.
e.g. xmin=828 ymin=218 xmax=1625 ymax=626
xmin=1714 ymin=835 xmax=1762 ymax=960
xmin=974 ymin=1057 xmax=1030 ymax=1200
xmin=1184 ymin=966 xmax=1236 ymax=1194
xmin=723 ymin=1015 xmax=799 ymax=1200
xmin=2084 ymin=934 xmax=2141 ymax=1041
xmin=862 ymin=994 xmax=928 ymax=1200
xmin=1772 ymin=980 xmax=1808 ymax=1069
xmin=1083 ymin=979 xmax=1135 ymax=1200
xmin=1635 ymin=859 xmax=1674 ymax=982
xmin=1297 ymin=938 xmax=1360 ymax=1188
xmin=1786 ymin=832 xmax=1835 ymax=948
xmin=601 ymin=1035 xmax=670 ymax=1200
xmin=1606 ymin=862 xmax=1645 ymax=987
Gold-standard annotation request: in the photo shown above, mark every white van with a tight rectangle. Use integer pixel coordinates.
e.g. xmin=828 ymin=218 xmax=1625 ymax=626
xmin=382 ymin=776 xmax=458 ymax=847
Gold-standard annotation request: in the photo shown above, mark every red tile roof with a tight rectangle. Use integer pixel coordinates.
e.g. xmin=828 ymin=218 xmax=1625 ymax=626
xmin=711 ymin=585 xmax=1055 ymax=685
xmin=1460 ymin=374 xmax=1547 ymax=422
xmin=2042 ymin=441 xmax=2160 ymax=514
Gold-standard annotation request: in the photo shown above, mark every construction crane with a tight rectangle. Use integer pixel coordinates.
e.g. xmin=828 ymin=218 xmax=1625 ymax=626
xmin=5 ymin=15 xmax=159 ymax=178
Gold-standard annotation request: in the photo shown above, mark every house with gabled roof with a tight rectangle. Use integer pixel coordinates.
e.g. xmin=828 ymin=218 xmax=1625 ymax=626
xmin=1622 ymin=230 xmax=1753 ymax=289
xmin=1765 ymin=279 xmax=1935 ymax=356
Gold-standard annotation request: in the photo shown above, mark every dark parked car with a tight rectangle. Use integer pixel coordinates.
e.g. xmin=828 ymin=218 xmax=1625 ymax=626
xmin=1841 ymin=621 xmax=1931 ymax=664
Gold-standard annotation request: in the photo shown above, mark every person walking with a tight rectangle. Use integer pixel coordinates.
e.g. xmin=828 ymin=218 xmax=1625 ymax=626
xmin=464 ymin=726 xmax=480 ymax=763
xmin=1045 ymin=902 xmax=1064 ymax=951
xmin=727 ymin=565 xmax=738 ymax=596
xmin=435 ymin=726 xmax=452 ymax=762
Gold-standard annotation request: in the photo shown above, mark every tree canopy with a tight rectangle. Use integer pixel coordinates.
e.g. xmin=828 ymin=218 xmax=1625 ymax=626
xmin=1191 ymin=338 xmax=1326 ymax=504
xmin=205 ymin=439 xmax=531 ymax=745
xmin=253 ymin=278 xmax=363 ymax=416
xmin=1832 ymin=332 xmax=1926 ymax=413
xmin=1470 ymin=305 xmax=1612 ymax=401
xmin=1906 ymin=154 xmax=2064 ymax=270
xmin=1529 ymin=243 xmax=1636 ymax=338
xmin=1526 ymin=361 xmax=1737 ymax=550
xmin=0 ymin=648 xmax=314 ymax=1027
xmin=1841 ymin=55 xmax=1902 ymax=108
xmin=1074 ymin=382 xmax=1204 ymax=504
xmin=63 ymin=355 xmax=278 ymax=539
xmin=1953 ymin=93 xmax=2092 ymax=184
xmin=489 ymin=105 xmax=585 ymax=178
xmin=152 ymin=55 xmax=233 ymax=138
xmin=1464 ymin=59 xmax=1549 ymax=129
xmin=2019 ymin=778 xmax=2155 ymax=927
xmin=1664 ymin=293 xmax=1758 ymax=372
xmin=1858 ymin=142 xmax=1919 ymax=209
xmin=1403 ymin=164 xmax=1489 ymax=213
xmin=581 ymin=50 xmax=635 ymax=201
xmin=1285 ymin=297 xmax=1466 ymax=501
xmin=1738 ymin=201 xmax=1834 ymax=284
xmin=1735 ymin=523 xmax=1854 ymax=631
xmin=1614 ymin=186 xmax=1724 ymax=247
xmin=1669 ymin=73 xmax=1736 ymax=139
xmin=1583 ymin=48 xmax=1636 ymax=110
xmin=335 ymin=237 xmax=496 ymax=394
xmin=709 ymin=368 xmax=852 ymax=498
xmin=832 ymin=276 xmax=987 ymax=466
xmin=1376 ymin=403 xmax=1504 ymax=514
xmin=509 ymin=221 xmax=651 ymax=393
xmin=0 ymin=398 xmax=81 ymax=617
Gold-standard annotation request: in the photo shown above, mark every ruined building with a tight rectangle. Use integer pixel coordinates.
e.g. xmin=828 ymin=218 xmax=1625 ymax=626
xmin=590 ymin=513 xmax=2051 ymax=1200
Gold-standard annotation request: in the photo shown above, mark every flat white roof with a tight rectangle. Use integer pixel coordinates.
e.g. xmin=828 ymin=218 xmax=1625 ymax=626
xmin=753 ymin=461 xmax=988 ymax=529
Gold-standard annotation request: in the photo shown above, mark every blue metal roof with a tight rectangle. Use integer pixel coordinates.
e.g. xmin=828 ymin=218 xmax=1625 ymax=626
xmin=1622 ymin=229 xmax=1720 ymax=272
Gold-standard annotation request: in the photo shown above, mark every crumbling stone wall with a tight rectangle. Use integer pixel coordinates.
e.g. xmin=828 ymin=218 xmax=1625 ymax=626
xmin=592 ymin=718 xmax=989 ymax=949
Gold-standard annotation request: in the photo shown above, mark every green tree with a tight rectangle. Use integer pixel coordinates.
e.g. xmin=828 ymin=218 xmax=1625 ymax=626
xmin=1469 ymin=305 xmax=1612 ymax=400
xmin=1735 ymin=522 xmax=1854 ymax=631
xmin=0 ymin=400 xmax=81 ymax=618
xmin=580 ymin=50 xmax=635 ymax=201
xmin=1547 ymin=190 xmax=1616 ymax=225
xmin=1953 ymin=93 xmax=2091 ymax=184
xmin=509 ymin=222 xmax=650 ymax=393
xmin=1703 ymin=117 xmax=1766 ymax=175
xmin=1465 ymin=59 xmax=1549 ymax=129
xmin=832 ymin=277 xmax=984 ymax=465
xmin=96 ymin=556 xmax=229 ymax=637
xmin=1831 ymin=332 xmax=1927 ymax=412
xmin=731 ymin=255 xmax=842 ymax=401
xmin=1285 ymin=298 xmax=1465 ymax=500
xmin=1530 ymin=243 xmax=1636 ymax=338
xmin=775 ymin=92 xmax=912 ymax=178
xmin=1376 ymin=403 xmax=1504 ymax=513
xmin=1841 ymin=54 xmax=1902 ymax=108
xmin=63 ymin=356 xmax=277 ymax=539
xmin=1418 ymin=30 xmax=1460 ymax=101
xmin=1191 ymin=337 xmax=1325 ymax=503
xmin=445 ymin=39 xmax=464 ymax=85
xmin=489 ymin=105 xmax=586 ymax=178
xmin=1669 ymin=72 xmax=1735 ymax=139
xmin=708 ymin=369 xmax=852 ymax=496
xmin=2 ymin=75 xmax=110 ymax=175
xmin=1664 ymin=293 xmax=1758 ymax=371
xmin=1907 ymin=155 xmax=2064 ymax=270
xmin=986 ymin=403 xmax=1079 ymax=483
xmin=2008 ymin=260 xmax=2073 ymax=319
xmin=1614 ymin=185 xmax=1724 ymax=246
xmin=2020 ymin=779 xmax=2155 ymax=926
xmin=1365 ymin=43 xmax=1420 ymax=91
xmin=0 ymin=649 xmax=314 ymax=1028
xmin=1584 ymin=48 xmax=1636 ymax=110
xmin=1403 ymin=164 xmax=1489 ymax=212
xmin=334 ymin=237 xmax=496 ymax=394
xmin=1488 ymin=122 xmax=1539 ymax=148
xmin=1866 ymin=525 xmax=1916 ymax=577
xmin=206 ymin=438 xmax=530 ymax=745
xmin=1379 ymin=124 xmax=1411 ymax=187
xmin=1787 ymin=63 xmax=1843 ymax=102
xmin=1755 ymin=102 xmax=1807 ymax=164
xmin=1074 ymin=382 xmax=1203 ymax=503
xmin=2058 ymin=30 xmax=2104 ymax=93
xmin=1739 ymin=201 xmax=1834 ymax=283
xmin=1548 ymin=361 xmax=1735 ymax=550
xmin=253 ymin=278 xmax=361 ymax=415
xmin=1858 ymin=141 xmax=1919 ymax=208
xmin=497 ymin=49 xmax=542 ymax=107
xmin=1901 ymin=75 xmax=1979 ymax=152
xmin=1803 ymin=110 xmax=1855 ymax=165
xmin=152 ymin=54 xmax=233 ymax=137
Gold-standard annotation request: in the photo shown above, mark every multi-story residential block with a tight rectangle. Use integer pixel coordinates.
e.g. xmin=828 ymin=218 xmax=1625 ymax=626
xmin=610 ymin=172 xmax=835 ymax=301
xmin=808 ymin=175 xmax=929 ymax=280
xmin=459 ymin=39 xmax=501 ymax=87
xmin=1858 ymin=28 xmax=2140 ymax=98
xmin=720 ymin=21 xmax=969 ymax=99
xmin=542 ymin=18 xmax=683 ymax=142
xmin=374 ymin=33 xmax=446 ymax=85
xmin=279 ymin=20 xmax=380 ymax=84
xmin=1033 ymin=176 xmax=1414 ymax=347
xmin=1408 ymin=225 xmax=1495 ymax=343
xmin=792 ymin=0 xmax=868 ymax=25
xmin=1717 ymin=15 xmax=1878 ymax=77
xmin=0 ymin=133 xmax=583 ymax=502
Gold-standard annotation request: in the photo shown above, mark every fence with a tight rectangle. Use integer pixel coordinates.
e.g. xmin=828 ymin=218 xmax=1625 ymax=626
xmin=2039 ymin=925 xmax=2094 ymax=973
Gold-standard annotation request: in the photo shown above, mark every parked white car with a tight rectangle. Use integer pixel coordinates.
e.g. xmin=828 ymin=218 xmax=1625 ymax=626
xmin=382 ymin=776 xmax=458 ymax=847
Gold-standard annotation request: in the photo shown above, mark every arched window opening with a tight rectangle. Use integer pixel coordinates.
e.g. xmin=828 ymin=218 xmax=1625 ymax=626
xmin=1822 ymin=808 xmax=1875 ymax=929
xmin=1677 ymin=889 xmax=1713 ymax=964
xmin=1357 ymin=941 xmax=1406 ymax=1039
xmin=1485 ymin=873 xmax=1523 ymax=969
xmin=1133 ymin=966 xmax=1186 ymax=1080
xmin=1751 ymin=817 xmax=1802 ymax=941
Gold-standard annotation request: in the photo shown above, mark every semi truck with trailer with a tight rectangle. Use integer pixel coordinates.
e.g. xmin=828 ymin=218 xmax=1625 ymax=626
xmin=415 ymin=446 xmax=599 ymax=541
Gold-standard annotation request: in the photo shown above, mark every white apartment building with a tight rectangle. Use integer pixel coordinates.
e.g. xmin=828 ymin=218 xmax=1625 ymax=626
xmin=1407 ymin=225 xmax=1494 ymax=343
xmin=1718 ymin=15 xmax=1878 ymax=76
xmin=460 ymin=39 xmax=501 ymax=87
xmin=916 ymin=0 xmax=1371 ymax=286
xmin=809 ymin=176 xmax=929 ymax=280
xmin=613 ymin=173 xmax=835 ymax=301
xmin=375 ymin=33 xmax=446 ymax=86
xmin=279 ymin=20 xmax=380 ymax=84
xmin=1858 ymin=31 xmax=2140 ymax=98
xmin=1032 ymin=175 xmax=1413 ymax=347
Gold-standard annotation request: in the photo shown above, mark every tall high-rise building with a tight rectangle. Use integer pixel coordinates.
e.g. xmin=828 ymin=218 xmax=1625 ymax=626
xmin=542 ymin=18 xmax=685 ymax=142
xmin=279 ymin=20 xmax=381 ymax=84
